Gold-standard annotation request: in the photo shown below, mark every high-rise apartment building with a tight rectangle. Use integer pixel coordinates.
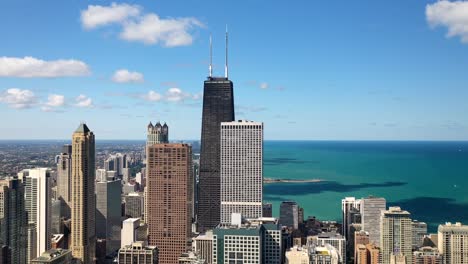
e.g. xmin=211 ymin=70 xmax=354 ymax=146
xmin=438 ymin=222 xmax=468 ymax=264
xmin=220 ymin=121 xmax=263 ymax=224
xmin=380 ymin=207 xmax=413 ymax=264
xmin=56 ymin=144 xmax=72 ymax=219
xmin=96 ymin=179 xmax=121 ymax=255
xmin=70 ymin=123 xmax=96 ymax=263
xmin=0 ymin=177 xmax=27 ymax=264
xmin=361 ymin=196 xmax=386 ymax=246
xmin=355 ymin=243 xmax=380 ymax=264
xmin=23 ymin=168 xmax=52 ymax=262
xmin=146 ymin=143 xmax=193 ymax=264
xmin=280 ymin=201 xmax=299 ymax=229
xmin=198 ymin=32 xmax=235 ymax=230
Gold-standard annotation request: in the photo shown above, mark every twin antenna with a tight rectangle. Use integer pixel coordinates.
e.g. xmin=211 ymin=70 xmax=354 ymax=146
xmin=209 ymin=25 xmax=229 ymax=78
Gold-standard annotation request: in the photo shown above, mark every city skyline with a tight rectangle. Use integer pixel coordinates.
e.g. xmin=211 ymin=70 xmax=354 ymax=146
xmin=1 ymin=0 xmax=468 ymax=141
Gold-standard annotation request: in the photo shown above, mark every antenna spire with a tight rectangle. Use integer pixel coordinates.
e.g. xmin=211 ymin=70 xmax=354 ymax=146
xmin=209 ymin=33 xmax=213 ymax=78
xmin=225 ymin=25 xmax=228 ymax=79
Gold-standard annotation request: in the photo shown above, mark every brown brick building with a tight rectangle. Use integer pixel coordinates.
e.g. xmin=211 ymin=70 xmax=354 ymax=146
xmin=146 ymin=143 xmax=193 ymax=264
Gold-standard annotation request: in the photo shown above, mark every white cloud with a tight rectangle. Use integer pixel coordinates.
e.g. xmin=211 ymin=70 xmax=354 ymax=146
xmin=259 ymin=82 xmax=269 ymax=89
xmin=81 ymin=3 xmax=203 ymax=47
xmin=426 ymin=1 xmax=468 ymax=43
xmin=120 ymin=14 xmax=203 ymax=46
xmin=45 ymin=94 xmax=65 ymax=107
xmin=141 ymin=88 xmax=201 ymax=102
xmin=75 ymin=94 xmax=93 ymax=108
xmin=0 ymin=56 xmax=90 ymax=78
xmin=81 ymin=2 xmax=141 ymax=29
xmin=0 ymin=88 xmax=37 ymax=109
xmin=143 ymin=91 xmax=162 ymax=101
xmin=112 ymin=69 xmax=144 ymax=83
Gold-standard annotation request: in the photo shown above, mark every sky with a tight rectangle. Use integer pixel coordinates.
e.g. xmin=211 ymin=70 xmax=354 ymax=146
xmin=0 ymin=0 xmax=468 ymax=140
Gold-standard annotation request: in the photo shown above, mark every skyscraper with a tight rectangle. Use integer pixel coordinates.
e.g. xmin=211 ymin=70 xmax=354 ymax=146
xmin=95 ymin=178 xmax=122 ymax=255
xmin=341 ymin=197 xmax=361 ymax=239
xmin=56 ymin=144 xmax=72 ymax=219
xmin=125 ymin=192 xmax=144 ymax=219
xmin=146 ymin=121 xmax=169 ymax=145
xmin=146 ymin=143 xmax=193 ymax=264
xmin=438 ymin=222 xmax=468 ymax=264
xmin=198 ymin=31 xmax=235 ymax=231
xmin=279 ymin=201 xmax=299 ymax=229
xmin=0 ymin=177 xmax=27 ymax=264
xmin=361 ymin=196 xmax=386 ymax=246
xmin=23 ymin=168 xmax=52 ymax=262
xmin=380 ymin=206 xmax=413 ymax=264
xmin=70 ymin=123 xmax=96 ymax=263
xmin=220 ymin=120 xmax=263 ymax=224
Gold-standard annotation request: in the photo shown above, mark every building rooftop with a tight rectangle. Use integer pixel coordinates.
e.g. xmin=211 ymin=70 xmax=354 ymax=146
xmin=32 ymin=248 xmax=71 ymax=261
xmin=75 ymin=123 xmax=90 ymax=133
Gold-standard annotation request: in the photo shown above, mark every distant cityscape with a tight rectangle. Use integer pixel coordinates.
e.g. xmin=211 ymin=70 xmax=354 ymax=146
xmin=0 ymin=28 xmax=466 ymax=264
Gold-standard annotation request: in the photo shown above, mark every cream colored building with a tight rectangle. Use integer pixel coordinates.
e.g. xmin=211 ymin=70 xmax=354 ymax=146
xmin=380 ymin=207 xmax=412 ymax=264
xmin=285 ymin=246 xmax=309 ymax=264
xmin=438 ymin=222 xmax=468 ymax=264
xmin=70 ymin=123 xmax=96 ymax=263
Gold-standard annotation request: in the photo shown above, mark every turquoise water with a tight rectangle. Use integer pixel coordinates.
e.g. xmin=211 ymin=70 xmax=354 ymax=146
xmin=263 ymin=141 xmax=468 ymax=232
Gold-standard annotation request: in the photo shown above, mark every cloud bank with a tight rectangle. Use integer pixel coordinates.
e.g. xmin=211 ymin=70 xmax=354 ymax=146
xmin=0 ymin=57 xmax=90 ymax=78
xmin=81 ymin=2 xmax=203 ymax=47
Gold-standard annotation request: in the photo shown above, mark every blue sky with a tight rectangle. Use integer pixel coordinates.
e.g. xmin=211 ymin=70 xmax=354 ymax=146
xmin=0 ymin=0 xmax=468 ymax=140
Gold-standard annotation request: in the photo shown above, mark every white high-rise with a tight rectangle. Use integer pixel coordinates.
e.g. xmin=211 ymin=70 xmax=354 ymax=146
xmin=438 ymin=222 xmax=468 ymax=264
xmin=220 ymin=120 xmax=263 ymax=224
xmin=22 ymin=168 xmax=52 ymax=262
xmin=380 ymin=206 xmax=413 ymax=264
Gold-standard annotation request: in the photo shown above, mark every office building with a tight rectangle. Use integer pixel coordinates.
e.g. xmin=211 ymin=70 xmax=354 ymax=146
xmin=361 ymin=196 xmax=386 ymax=246
xmin=118 ymin=241 xmax=158 ymax=264
xmin=70 ymin=123 xmax=96 ymax=263
xmin=353 ymin=231 xmax=369 ymax=262
xmin=123 ymin=182 xmax=138 ymax=196
xmin=285 ymin=246 xmax=309 ymax=264
xmin=198 ymin=32 xmax=235 ymax=231
xmin=23 ymin=168 xmax=52 ymax=261
xmin=31 ymin=248 xmax=72 ymax=264
xmin=280 ymin=201 xmax=299 ymax=229
xmin=147 ymin=121 xmax=169 ymax=145
xmin=213 ymin=217 xmax=282 ymax=264
xmin=121 ymin=218 xmax=140 ymax=248
xmin=194 ymin=231 xmax=214 ymax=264
xmin=51 ymin=199 xmax=62 ymax=234
xmin=308 ymin=232 xmax=346 ymax=263
xmin=96 ymin=179 xmax=122 ymax=255
xmin=146 ymin=143 xmax=193 ymax=264
xmin=96 ymin=169 xmax=107 ymax=182
xmin=438 ymin=222 xmax=468 ymax=264
xmin=220 ymin=121 xmax=263 ymax=224
xmin=413 ymin=247 xmax=442 ymax=264
xmin=0 ymin=177 xmax=27 ymax=264
xmin=308 ymin=244 xmax=340 ymax=264
xmin=125 ymin=192 xmax=144 ymax=219
xmin=56 ymin=145 xmax=72 ymax=219
xmin=380 ymin=207 xmax=413 ymax=264
xmin=104 ymin=153 xmax=127 ymax=177
xmin=412 ymin=221 xmax=428 ymax=248
xmin=263 ymin=203 xmax=273 ymax=218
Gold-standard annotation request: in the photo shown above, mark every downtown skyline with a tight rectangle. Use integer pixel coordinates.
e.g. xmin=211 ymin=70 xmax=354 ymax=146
xmin=1 ymin=0 xmax=468 ymax=141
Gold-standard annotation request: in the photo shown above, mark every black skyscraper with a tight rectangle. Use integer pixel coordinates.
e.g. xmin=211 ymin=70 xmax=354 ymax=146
xmin=197 ymin=31 xmax=235 ymax=231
